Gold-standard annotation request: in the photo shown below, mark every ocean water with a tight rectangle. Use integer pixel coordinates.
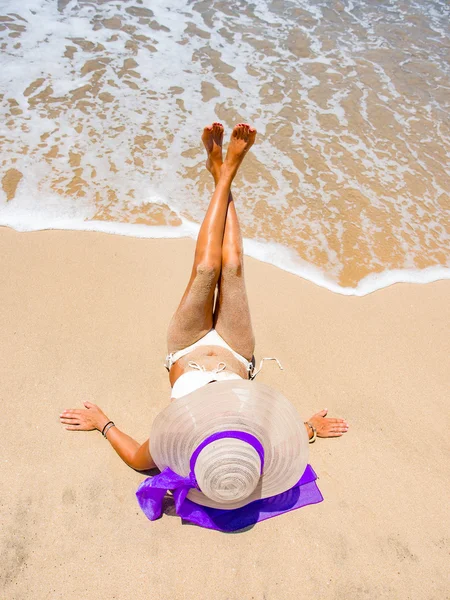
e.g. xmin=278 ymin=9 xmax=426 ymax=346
xmin=0 ymin=0 xmax=449 ymax=295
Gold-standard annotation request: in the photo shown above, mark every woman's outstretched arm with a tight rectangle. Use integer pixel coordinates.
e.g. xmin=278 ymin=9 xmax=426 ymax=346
xmin=59 ymin=401 xmax=156 ymax=471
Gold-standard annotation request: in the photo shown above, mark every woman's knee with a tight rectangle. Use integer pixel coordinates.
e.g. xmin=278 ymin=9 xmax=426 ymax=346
xmin=221 ymin=256 xmax=243 ymax=277
xmin=195 ymin=259 xmax=221 ymax=283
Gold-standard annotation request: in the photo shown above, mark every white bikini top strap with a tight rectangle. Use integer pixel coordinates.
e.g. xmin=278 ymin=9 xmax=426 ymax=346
xmin=177 ymin=357 xmax=282 ymax=379
xmin=188 ymin=361 xmax=205 ymax=371
xmin=188 ymin=361 xmax=227 ymax=373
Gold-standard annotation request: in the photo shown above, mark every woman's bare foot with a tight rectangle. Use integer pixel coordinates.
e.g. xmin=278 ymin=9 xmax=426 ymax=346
xmin=201 ymin=122 xmax=224 ymax=184
xmin=305 ymin=409 xmax=349 ymax=439
xmin=221 ymin=123 xmax=256 ymax=180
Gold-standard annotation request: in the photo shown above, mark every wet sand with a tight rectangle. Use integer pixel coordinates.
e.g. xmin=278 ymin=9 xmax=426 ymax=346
xmin=0 ymin=227 xmax=448 ymax=599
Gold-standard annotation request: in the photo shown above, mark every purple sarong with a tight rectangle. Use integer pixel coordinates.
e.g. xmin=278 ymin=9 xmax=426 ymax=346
xmin=137 ymin=430 xmax=322 ymax=531
xmin=136 ymin=463 xmax=322 ymax=532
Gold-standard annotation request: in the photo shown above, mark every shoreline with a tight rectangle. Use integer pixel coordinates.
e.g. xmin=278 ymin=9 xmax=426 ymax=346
xmin=1 ymin=226 xmax=449 ymax=599
xmin=1 ymin=223 xmax=449 ymax=297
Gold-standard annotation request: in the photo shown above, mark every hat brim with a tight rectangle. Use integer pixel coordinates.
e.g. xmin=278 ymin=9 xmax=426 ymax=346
xmin=150 ymin=380 xmax=309 ymax=510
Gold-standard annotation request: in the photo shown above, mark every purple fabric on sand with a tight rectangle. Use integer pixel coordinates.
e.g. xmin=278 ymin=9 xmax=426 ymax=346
xmin=136 ymin=464 xmax=323 ymax=532
xmin=136 ymin=429 xmax=322 ymax=531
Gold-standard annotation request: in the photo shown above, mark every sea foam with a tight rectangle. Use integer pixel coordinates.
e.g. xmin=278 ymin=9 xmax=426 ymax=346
xmin=0 ymin=0 xmax=449 ymax=294
xmin=2 ymin=211 xmax=449 ymax=296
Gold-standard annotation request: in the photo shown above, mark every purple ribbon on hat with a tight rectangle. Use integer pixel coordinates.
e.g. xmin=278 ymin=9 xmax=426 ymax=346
xmin=136 ymin=430 xmax=323 ymax=532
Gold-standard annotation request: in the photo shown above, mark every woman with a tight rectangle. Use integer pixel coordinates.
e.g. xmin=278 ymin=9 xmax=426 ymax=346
xmin=60 ymin=123 xmax=348 ymax=531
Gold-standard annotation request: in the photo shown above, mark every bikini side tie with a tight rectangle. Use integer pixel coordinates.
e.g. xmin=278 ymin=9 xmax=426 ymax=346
xmin=250 ymin=357 xmax=284 ymax=379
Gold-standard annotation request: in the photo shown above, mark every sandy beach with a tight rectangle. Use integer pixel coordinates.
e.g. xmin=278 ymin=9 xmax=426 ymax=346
xmin=1 ymin=226 xmax=448 ymax=600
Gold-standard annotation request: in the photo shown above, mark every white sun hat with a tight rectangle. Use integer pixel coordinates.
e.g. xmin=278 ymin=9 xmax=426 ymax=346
xmin=150 ymin=379 xmax=309 ymax=510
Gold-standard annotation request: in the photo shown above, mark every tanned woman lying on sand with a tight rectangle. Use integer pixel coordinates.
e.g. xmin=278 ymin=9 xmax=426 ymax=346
xmin=60 ymin=123 xmax=348 ymax=530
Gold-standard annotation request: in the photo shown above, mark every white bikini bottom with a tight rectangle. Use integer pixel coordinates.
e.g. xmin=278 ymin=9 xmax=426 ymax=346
xmin=166 ymin=329 xmax=283 ymax=400
xmin=165 ymin=329 xmax=253 ymax=374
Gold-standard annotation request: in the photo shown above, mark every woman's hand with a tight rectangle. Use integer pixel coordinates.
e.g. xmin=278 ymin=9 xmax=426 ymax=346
xmin=60 ymin=404 xmax=155 ymax=471
xmin=306 ymin=409 xmax=349 ymax=438
xmin=59 ymin=401 xmax=110 ymax=432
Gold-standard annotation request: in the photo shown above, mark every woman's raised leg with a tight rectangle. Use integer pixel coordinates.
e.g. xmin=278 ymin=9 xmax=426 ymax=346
xmin=214 ymin=190 xmax=255 ymax=361
xmin=201 ymin=123 xmax=256 ymax=361
xmin=166 ymin=123 xmax=255 ymax=353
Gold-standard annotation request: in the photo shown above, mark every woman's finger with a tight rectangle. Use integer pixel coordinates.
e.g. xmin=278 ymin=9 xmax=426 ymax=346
xmin=60 ymin=417 xmax=81 ymax=425
xmin=65 ymin=425 xmax=81 ymax=430
xmin=60 ymin=410 xmax=82 ymax=417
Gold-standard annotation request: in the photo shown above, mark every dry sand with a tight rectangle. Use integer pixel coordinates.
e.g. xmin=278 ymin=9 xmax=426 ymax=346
xmin=0 ymin=227 xmax=448 ymax=600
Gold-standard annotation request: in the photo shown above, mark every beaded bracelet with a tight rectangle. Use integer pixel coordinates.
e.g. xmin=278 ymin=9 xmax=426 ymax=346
xmin=101 ymin=420 xmax=115 ymax=437
xmin=304 ymin=421 xmax=317 ymax=443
